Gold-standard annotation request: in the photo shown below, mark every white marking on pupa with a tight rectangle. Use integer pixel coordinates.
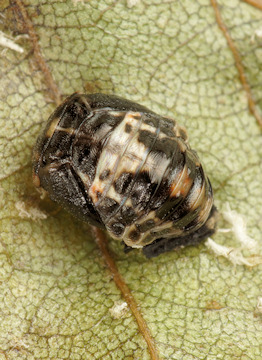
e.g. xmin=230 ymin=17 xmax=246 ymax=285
xmin=145 ymin=152 xmax=170 ymax=183
xmin=56 ymin=126 xmax=76 ymax=135
xmin=90 ymin=112 xmax=144 ymax=205
xmin=77 ymin=170 xmax=91 ymax=188
xmin=93 ymin=123 xmax=111 ymax=142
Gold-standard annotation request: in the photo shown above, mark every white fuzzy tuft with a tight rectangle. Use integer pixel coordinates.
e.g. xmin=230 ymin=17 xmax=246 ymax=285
xmin=0 ymin=30 xmax=24 ymax=53
xmin=256 ymin=297 xmax=262 ymax=313
xmin=223 ymin=203 xmax=258 ymax=250
xmin=15 ymin=201 xmax=47 ymax=221
xmin=109 ymin=301 xmax=129 ymax=319
xmin=205 ymin=202 xmax=262 ymax=267
xmin=205 ymin=238 xmax=262 ymax=267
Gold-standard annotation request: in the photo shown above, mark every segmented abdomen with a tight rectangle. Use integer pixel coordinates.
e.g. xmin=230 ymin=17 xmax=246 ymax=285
xmin=33 ymin=93 xmax=214 ymax=253
xmin=80 ymin=108 xmax=213 ymax=248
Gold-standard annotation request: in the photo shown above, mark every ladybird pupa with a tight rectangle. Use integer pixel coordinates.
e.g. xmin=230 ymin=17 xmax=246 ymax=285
xmin=32 ymin=93 xmax=217 ymax=258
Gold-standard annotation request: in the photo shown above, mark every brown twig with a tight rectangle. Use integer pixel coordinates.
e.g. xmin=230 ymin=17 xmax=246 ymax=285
xmin=211 ymin=0 xmax=262 ymax=129
xmin=242 ymin=0 xmax=262 ymax=10
xmin=92 ymin=227 xmax=160 ymax=360
xmin=12 ymin=0 xmax=62 ymax=106
xmin=9 ymin=1 xmax=160 ymax=358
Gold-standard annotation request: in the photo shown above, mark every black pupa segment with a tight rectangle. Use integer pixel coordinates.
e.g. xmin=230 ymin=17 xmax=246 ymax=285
xmin=84 ymin=93 xmax=156 ymax=114
xmin=33 ymin=93 xmax=91 ymax=178
xmin=32 ymin=93 xmax=103 ymax=227
xmin=142 ymin=205 xmax=218 ymax=258
xmin=38 ymin=162 xmax=103 ymax=227
xmin=71 ymin=108 xmax=128 ymax=185
xmin=100 ymin=113 xmax=161 ymax=230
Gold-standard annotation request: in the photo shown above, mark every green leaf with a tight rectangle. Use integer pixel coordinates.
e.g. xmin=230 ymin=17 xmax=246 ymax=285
xmin=0 ymin=0 xmax=262 ymax=359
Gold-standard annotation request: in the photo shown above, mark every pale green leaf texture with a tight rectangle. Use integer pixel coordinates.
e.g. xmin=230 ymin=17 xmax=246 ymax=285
xmin=0 ymin=0 xmax=262 ymax=359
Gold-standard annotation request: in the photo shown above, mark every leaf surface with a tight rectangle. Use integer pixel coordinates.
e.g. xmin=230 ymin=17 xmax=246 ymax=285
xmin=0 ymin=0 xmax=262 ymax=359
